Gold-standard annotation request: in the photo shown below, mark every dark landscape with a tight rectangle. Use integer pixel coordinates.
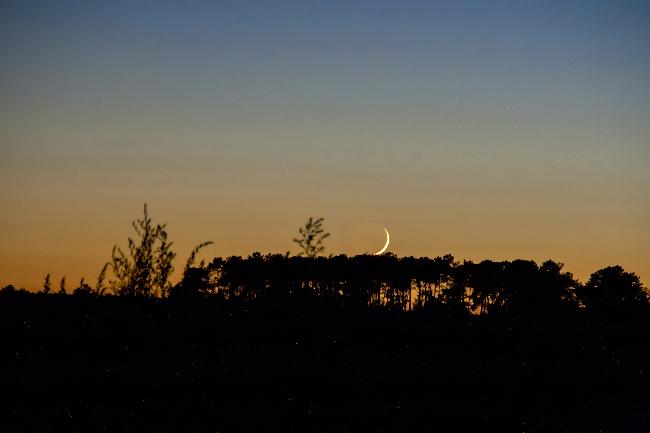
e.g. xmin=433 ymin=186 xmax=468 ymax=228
xmin=2 ymin=1 xmax=649 ymax=432
xmin=1 ymin=211 xmax=648 ymax=432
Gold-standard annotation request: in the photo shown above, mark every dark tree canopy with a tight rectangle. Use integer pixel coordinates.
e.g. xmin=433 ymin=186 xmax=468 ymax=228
xmin=161 ymin=254 xmax=647 ymax=315
xmin=579 ymin=265 xmax=648 ymax=311
xmin=2 ymin=222 xmax=648 ymax=432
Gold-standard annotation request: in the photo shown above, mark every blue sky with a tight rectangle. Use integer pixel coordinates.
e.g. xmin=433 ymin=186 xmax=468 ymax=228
xmin=1 ymin=0 xmax=649 ymax=288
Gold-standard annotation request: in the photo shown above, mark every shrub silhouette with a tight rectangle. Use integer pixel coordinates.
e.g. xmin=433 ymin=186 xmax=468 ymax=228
xmin=58 ymin=276 xmax=66 ymax=295
xmin=106 ymin=204 xmax=176 ymax=297
xmin=293 ymin=217 xmax=330 ymax=258
xmin=106 ymin=204 xmax=211 ymax=297
xmin=72 ymin=277 xmax=93 ymax=296
xmin=41 ymin=273 xmax=51 ymax=294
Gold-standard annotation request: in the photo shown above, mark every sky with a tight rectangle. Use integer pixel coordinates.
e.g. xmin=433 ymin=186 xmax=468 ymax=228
xmin=1 ymin=0 xmax=649 ymax=289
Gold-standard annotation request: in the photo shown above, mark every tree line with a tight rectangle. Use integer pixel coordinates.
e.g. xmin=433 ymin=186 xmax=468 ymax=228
xmin=171 ymin=254 xmax=649 ymax=316
xmin=2 ymin=204 xmax=647 ymax=317
xmin=2 ymin=205 xmax=648 ymax=431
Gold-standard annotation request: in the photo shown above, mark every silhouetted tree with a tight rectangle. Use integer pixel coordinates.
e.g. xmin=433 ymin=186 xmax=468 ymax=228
xmin=96 ymin=263 xmax=109 ymax=295
xmin=171 ymin=267 xmax=214 ymax=299
xmin=293 ymin=217 xmax=330 ymax=258
xmin=58 ymin=277 xmax=66 ymax=295
xmin=579 ymin=266 xmax=648 ymax=312
xmin=106 ymin=204 xmax=212 ymax=298
xmin=537 ymin=260 xmax=578 ymax=307
xmin=1 ymin=284 xmax=16 ymax=294
xmin=107 ymin=204 xmax=177 ymax=297
xmin=443 ymin=261 xmax=471 ymax=308
xmin=2 ymin=252 xmax=649 ymax=431
xmin=73 ymin=277 xmax=93 ymax=296
xmin=42 ymin=273 xmax=51 ymax=294
xmin=183 ymin=241 xmax=214 ymax=275
xmin=169 ymin=242 xmax=215 ymax=299
xmin=464 ymin=260 xmax=501 ymax=314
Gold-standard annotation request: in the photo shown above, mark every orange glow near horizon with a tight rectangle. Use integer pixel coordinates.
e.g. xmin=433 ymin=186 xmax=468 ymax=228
xmin=0 ymin=198 xmax=647 ymax=290
xmin=1 ymin=2 xmax=648 ymax=291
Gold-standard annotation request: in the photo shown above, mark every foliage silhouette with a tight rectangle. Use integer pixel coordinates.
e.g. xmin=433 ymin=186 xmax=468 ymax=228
xmin=3 ymin=209 xmax=649 ymax=431
xmin=293 ymin=216 xmax=330 ymax=258
xmin=2 ymin=258 xmax=648 ymax=431
xmin=58 ymin=276 xmax=66 ymax=295
xmin=2 ymin=257 xmax=649 ymax=431
xmin=95 ymin=263 xmax=109 ymax=295
xmin=105 ymin=204 xmax=212 ymax=298
xmin=159 ymin=253 xmax=649 ymax=316
xmin=72 ymin=277 xmax=93 ymax=296
xmin=41 ymin=273 xmax=51 ymax=294
xmin=579 ymin=265 xmax=648 ymax=313
xmin=106 ymin=204 xmax=176 ymax=297
xmin=1 ymin=284 xmax=17 ymax=294
xmin=183 ymin=241 xmax=214 ymax=276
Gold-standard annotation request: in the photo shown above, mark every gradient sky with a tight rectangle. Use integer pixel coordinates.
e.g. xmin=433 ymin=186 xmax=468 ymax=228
xmin=1 ymin=0 xmax=649 ymax=289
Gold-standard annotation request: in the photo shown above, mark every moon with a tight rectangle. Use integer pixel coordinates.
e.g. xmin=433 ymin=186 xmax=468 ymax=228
xmin=374 ymin=227 xmax=390 ymax=255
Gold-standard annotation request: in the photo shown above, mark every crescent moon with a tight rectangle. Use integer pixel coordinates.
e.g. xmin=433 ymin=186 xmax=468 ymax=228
xmin=374 ymin=227 xmax=390 ymax=255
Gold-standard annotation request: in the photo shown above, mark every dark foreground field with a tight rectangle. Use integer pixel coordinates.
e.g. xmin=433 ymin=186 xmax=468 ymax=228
xmin=1 ymin=291 xmax=648 ymax=432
